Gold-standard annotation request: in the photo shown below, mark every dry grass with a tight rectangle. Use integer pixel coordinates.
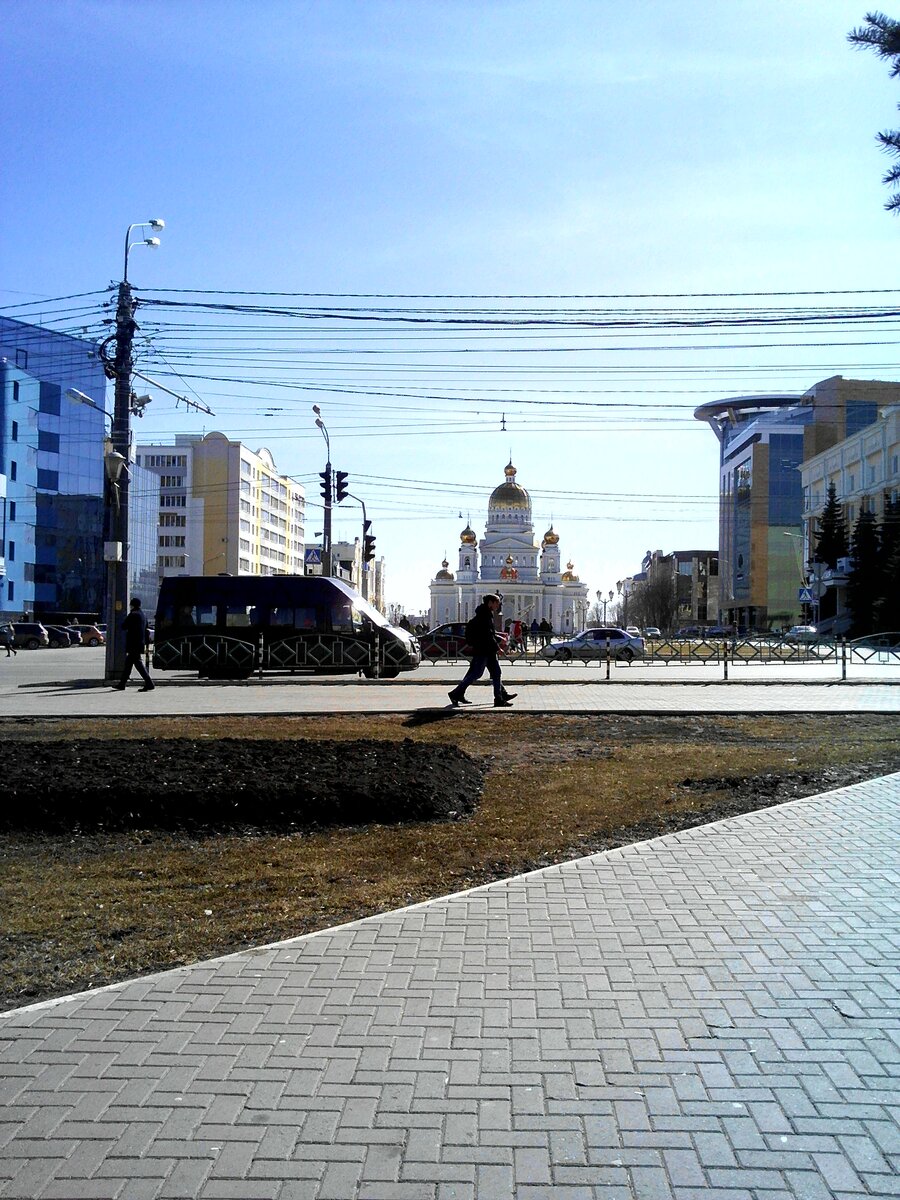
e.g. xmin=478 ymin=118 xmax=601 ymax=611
xmin=2 ymin=713 xmax=898 ymax=1012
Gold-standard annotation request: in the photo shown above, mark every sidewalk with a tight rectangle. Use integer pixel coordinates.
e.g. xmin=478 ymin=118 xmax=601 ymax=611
xmin=1 ymin=773 xmax=898 ymax=1199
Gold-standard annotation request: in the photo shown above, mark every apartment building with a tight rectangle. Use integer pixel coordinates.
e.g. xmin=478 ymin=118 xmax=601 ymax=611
xmin=136 ymin=432 xmax=306 ymax=608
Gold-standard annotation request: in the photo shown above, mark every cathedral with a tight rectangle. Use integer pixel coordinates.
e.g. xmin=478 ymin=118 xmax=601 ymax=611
xmin=429 ymin=461 xmax=589 ymax=634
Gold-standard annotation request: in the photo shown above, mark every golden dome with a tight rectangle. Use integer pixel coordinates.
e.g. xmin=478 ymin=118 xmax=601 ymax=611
xmin=489 ymin=462 xmax=530 ymax=510
xmin=460 ymin=524 xmax=477 ymax=544
xmin=434 ymin=557 xmax=454 ymax=582
xmin=542 ymin=526 xmax=559 ymax=546
xmin=561 ymin=560 xmax=579 ymax=582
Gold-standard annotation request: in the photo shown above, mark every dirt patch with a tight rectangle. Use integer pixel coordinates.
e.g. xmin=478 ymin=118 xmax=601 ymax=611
xmin=1 ymin=714 xmax=897 ymax=1013
xmin=2 ymin=738 xmax=483 ymax=830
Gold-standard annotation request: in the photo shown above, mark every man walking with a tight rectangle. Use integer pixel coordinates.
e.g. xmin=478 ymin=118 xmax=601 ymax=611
xmin=114 ymin=597 xmax=155 ymax=691
xmin=448 ymin=593 xmax=516 ymax=708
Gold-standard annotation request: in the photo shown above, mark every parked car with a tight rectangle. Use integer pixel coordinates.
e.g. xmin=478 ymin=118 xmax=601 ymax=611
xmin=625 ymin=626 xmax=641 ymax=638
xmin=785 ymin=625 xmax=818 ymax=643
xmin=11 ymin=622 xmax=50 ymax=650
xmin=541 ymin=627 xmax=644 ymax=662
xmin=69 ymin=623 xmax=105 ymax=646
xmin=676 ymin=626 xmax=703 ymax=638
xmin=643 ymin=626 xmax=662 ymax=638
xmin=46 ymin=625 xmax=79 ymax=648
xmin=418 ymin=621 xmax=508 ymax=659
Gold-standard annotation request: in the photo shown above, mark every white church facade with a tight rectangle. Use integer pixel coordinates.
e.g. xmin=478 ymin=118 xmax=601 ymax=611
xmin=429 ymin=462 xmax=589 ymax=635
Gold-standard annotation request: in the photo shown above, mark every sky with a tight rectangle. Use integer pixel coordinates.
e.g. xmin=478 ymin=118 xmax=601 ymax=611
xmin=3 ymin=0 xmax=900 ymax=614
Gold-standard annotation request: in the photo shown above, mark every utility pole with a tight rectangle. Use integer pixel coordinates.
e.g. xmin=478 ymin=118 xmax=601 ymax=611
xmin=103 ymin=277 xmax=136 ymax=680
xmin=97 ymin=220 xmax=164 ymax=681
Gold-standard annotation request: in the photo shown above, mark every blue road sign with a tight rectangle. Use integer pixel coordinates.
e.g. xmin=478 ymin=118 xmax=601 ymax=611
xmin=304 ymin=547 xmax=322 ymax=565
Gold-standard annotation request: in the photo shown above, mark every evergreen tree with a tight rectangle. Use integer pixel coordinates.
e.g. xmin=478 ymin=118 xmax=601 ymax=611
xmin=874 ymin=496 xmax=900 ymax=629
xmin=846 ymin=508 xmax=881 ymax=635
xmin=813 ymin=481 xmax=848 ymax=568
xmin=849 ymin=12 xmax=900 ymax=211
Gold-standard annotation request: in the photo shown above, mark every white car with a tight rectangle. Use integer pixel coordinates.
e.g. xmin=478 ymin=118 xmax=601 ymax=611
xmin=785 ymin=625 xmax=818 ymax=643
xmin=643 ymin=627 xmax=662 ymax=638
xmin=541 ymin=627 xmax=644 ymax=662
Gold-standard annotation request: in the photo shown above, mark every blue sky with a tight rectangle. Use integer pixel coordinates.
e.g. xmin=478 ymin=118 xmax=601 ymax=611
xmin=4 ymin=1 xmax=899 ymax=612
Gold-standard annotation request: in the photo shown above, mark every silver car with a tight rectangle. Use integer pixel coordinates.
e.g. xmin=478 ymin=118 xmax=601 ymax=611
xmin=541 ymin=627 xmax=645 ymax=662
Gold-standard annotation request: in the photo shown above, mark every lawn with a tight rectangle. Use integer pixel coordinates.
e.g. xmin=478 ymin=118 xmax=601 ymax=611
xmin=1 ymin=712 xmax=897 ymax=1013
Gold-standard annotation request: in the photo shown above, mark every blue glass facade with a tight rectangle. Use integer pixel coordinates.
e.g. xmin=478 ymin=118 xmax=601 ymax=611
xmin=0 ymin=317 xmax=108 ymax=619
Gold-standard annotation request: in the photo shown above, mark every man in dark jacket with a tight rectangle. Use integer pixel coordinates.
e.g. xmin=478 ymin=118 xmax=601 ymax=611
xmin=448 ymin=593 xmax=516 ymax=708
xmin=114 ymin=597 xmax=155 ymax=691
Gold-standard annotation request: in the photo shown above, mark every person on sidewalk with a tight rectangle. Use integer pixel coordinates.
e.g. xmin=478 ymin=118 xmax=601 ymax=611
xmin=1 ymin=622 xmax=17 ymax=657
xmin=114 ymin=597 xmax=155 ymax=691
xmin=448 ymin=593 xmax=516 ymax=708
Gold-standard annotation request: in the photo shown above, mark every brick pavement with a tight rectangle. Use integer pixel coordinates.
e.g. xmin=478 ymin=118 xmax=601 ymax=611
xmin=0 ymin=774 xmax=898 ymax=1199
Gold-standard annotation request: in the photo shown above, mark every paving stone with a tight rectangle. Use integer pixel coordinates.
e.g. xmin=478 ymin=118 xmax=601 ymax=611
xmin=0 ymin=775 xmax=897 ymax=1200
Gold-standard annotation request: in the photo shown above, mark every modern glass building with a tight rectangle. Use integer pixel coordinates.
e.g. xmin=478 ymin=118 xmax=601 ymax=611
xmin=0 ymin=317 xmax=109 ymax=620
xmin=695 ymin=375 xmax=900 ymax=631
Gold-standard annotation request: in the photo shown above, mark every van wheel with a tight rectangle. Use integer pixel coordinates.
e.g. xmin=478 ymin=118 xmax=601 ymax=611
xmin=26 ymin=638 xmax=41 ymax=650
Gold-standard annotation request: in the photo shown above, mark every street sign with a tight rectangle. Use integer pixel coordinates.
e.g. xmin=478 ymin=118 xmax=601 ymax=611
xmin=798 ymin=587 xmax=813 ymax=602
xmin=304 ymin=547 xmax=322 ymax=565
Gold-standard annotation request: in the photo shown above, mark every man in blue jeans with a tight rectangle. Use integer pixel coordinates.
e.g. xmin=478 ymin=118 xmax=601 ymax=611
xmin=448 ymin=593 xmax=516 ymax=708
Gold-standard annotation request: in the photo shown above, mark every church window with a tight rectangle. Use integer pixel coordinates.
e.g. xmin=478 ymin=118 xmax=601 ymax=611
xmin=464 ymin=556 xmax=470 ymax=568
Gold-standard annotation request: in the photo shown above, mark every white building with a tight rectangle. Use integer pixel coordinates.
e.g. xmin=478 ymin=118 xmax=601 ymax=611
xmin=429 ymin=461 xmax=589 ymax=634
xmin=135 ymin=432 xmax=306 ymax=609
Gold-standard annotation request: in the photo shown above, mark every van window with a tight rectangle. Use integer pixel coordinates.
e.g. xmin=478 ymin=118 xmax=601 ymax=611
xmin=225 ymin=604 xmax=260 ymax=628
xmin=332 ymin=601 xmax=364 ymax=632
xmin=271 ymin=606 xmax=319 ymax=630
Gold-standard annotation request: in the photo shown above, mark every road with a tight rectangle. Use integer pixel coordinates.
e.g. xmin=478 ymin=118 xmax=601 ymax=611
xmin=2 ymin=646 xmax=898 ymax=716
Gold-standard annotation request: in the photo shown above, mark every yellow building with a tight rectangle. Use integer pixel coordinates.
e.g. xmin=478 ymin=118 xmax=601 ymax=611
xmin=135 ymin=433 xmax=306 ymax=603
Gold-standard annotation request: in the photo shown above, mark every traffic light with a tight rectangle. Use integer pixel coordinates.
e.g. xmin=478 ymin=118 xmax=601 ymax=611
xmin=319 ymin=470 xmax=331 ymax=503
xmin=334 ymin=470 xmax=349 ymax=503
xmin=363 ymin=519 xmax=376 ymax=562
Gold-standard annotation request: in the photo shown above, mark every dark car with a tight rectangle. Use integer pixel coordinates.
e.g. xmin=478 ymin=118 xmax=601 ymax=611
xmin=11 ymin=622 xmax=50 ymax=650
xmin=418 ymin=622 xmax=470 ymax=659
xmin=46 ymin=625 xmax=80 ymax=648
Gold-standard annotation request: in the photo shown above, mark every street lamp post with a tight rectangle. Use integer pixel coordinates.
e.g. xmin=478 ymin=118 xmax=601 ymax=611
xmin=99 ymin=219 xmax=164 ymax=681
xmin=312 ymin=406 xmax=332 ymax=577
xmin=346 ymin=493 xmax=368 ymax=598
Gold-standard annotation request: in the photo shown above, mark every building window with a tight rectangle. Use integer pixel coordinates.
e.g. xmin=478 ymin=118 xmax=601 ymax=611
xmin=37 ymin=469 xmax=59 ymax=490
xmin=8 ymin=501 xmax=15 ymax=521
xmin=10 ymin=461 xmax=16 ymax=481
xmin=38 ymin=431 xmax=60 ymax=454
xmin=7 ymin=581 xmax=13 ymax=602
xmin=11 ymin=421 xmax=17 ymax=441
xmin=7 ymin=542 xmax=14 ymax=561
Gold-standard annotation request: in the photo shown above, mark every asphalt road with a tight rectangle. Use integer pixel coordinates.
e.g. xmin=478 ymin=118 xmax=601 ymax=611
xmin=1 ymin=646 xmax=898 ymax=716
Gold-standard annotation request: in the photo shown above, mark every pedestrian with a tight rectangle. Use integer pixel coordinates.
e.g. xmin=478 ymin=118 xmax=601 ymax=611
xmin=1 ymin=622 xmax=16 ymax=656
xmin=530 ymin=618 xmax=539 ymax=649
xmin=448 ymin=593 xmax=516 ymax=708
xmin=113 ymin=597 xmax=155 ymax=691
xmin=512 ymin=618 xmax=523 ymax=651
xmin=539 ymin=618 xmax=551 ymax=646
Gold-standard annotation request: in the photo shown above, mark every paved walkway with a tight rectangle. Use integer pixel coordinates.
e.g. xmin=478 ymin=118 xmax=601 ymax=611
xmin=1 ymin=774 xmax=898 ymax=1199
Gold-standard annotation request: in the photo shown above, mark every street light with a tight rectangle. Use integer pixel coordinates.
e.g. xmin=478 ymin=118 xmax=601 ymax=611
xmin=99 ymin=218 xmax=165 ymax=682
xmin=313 ymin=406 xmax=332 ymax=577
xmin=66 ymin=388 xmax=112 ymax=425
xmin=123 ymin=219 xmax=164 ymax=283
